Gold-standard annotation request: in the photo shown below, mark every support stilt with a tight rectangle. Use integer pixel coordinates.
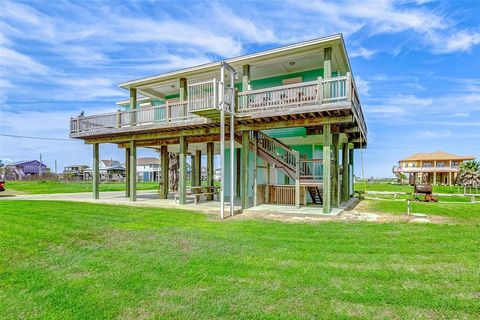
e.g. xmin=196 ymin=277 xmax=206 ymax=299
xmin=179 ymin=136 xmax=187 ymax=205
xmin=93 ymin=143 xmax=99 ymax=200
xmin=342 ymin=142 xmax=349 ymax=202
xmin=125 ymin=147 xmax=130 ymax=198
xmin=160 ymin=145 xmax=169 ymax=199
xmin=323 ymin=124 xmax=332 ymax=213
xmin=129 ymin=140 xmax=137 ymax=202
xmin=332 ymin=134 xmax=339 ymax=207
xmin=241 ymin=131 xmax=250 ymax=209
xmin=207 ymin=142 xmax=214 ymax=201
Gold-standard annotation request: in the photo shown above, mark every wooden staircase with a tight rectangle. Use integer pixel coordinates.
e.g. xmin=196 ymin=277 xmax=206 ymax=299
xmin=307 ymin=186 xmax=323 ymax=204
xmin=236 ymin=131 xmax=324 ymax=204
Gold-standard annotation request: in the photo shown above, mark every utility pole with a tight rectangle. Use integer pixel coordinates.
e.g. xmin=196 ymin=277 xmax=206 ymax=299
xmin=55 ymin=160 xmax=58 ymax=175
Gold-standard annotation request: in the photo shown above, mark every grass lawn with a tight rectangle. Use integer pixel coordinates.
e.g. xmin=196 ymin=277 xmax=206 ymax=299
xmin=358 ymin=199 xmax=480 ymax=223
xmin=355 ymin=182 xmax=479 ymax=194
xmin=4 ymin=180 xmax=221 ymax=195
xmin=1 ymin=201 xmax=479 ymax=319
xmin=4 ymin=180 xmax=159 ymax=194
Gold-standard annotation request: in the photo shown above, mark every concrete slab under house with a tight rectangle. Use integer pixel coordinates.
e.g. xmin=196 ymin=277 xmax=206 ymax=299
xmin=69 ymin=33 xmax=367 ymax=218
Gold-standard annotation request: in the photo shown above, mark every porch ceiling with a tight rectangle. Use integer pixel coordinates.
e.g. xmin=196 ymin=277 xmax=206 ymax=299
xmin=125 ymin=34 xmax=350 ymax=99
xmin=137 ymin=49 xmax=344 ymax=99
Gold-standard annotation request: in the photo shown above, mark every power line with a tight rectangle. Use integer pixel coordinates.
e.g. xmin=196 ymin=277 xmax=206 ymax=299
xmin=0 ymin=133 xmax=75 ymax=141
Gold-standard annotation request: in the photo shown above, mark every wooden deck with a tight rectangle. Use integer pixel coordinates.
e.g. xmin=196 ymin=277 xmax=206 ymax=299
xmin=70 ymin=75 xmax=367 ymax=148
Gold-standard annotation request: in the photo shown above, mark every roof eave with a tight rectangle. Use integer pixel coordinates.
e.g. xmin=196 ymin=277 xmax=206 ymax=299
xmin=118 ymin=33 xmax=344 ymax=90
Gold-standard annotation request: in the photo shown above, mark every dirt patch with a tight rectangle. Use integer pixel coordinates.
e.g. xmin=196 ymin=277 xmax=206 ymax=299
xmin=233 ymin=200 xmax=451 ymax=224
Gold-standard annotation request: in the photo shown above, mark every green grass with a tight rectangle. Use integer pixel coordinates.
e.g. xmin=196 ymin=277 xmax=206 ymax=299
xmin=359 ymin=199 xmax=480 ymax=222
xmin=368 ymin=193 xmax=478 ymax=202
xmin=5 ymin=180 xmax=221 ymax=195
xmin=355 ymin=182 xmax=479 ymax=194
xmin=1 ymin=201 xmax=479 ymax=319
xmin=4 ymin=180 xmax=159 ymax=194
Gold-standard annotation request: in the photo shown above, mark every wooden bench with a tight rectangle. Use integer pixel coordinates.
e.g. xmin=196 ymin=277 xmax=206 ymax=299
xmin=173 ymin=186 xmax=219 ymax=204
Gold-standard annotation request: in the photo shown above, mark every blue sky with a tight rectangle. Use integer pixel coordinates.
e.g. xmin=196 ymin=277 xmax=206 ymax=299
xmin=0 ymin=0 xmax=479 ymax=177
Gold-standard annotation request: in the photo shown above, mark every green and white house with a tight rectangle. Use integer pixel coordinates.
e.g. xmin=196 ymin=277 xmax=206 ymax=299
xmin=70 ymin=34 xmax=367 ymax=217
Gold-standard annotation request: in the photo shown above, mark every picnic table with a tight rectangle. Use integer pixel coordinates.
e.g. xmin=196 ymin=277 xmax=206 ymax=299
xmin=174 ymin=186 xmax=220 ymax=204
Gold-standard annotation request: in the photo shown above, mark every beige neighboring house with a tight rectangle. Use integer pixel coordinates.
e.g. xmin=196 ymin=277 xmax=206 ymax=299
xmin=137 ymin=157 xmax=160 ymax=182
xmin=394 ymin=151 xmax=475 ymax=185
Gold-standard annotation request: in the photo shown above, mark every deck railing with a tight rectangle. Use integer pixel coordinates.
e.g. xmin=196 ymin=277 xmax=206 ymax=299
xmin=70 ymin=101 xmax=199 ymax=134
xmin=299 ymin=159 xmax=323 ymax=181
xmin=70 ymin=74 xmax=366 ymax=137
xmin=188 ymin=79 xmax=218 ymax=112
xmin=237 ymin=76 xmax=349 ymax=113
xmin=237 ymin=74 xmax=367 ymax=137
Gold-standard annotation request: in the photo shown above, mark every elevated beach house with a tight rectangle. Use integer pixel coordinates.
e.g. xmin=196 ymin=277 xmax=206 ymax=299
xmin=394 ymin=151 xmax=475 ymax=185
xmin=70 ymin=34 xmax=367 ymax=217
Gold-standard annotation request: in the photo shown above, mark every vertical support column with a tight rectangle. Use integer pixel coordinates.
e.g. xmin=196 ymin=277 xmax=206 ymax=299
xmin=242 ymin=64 xmax=250 ymax=90
xmin=236 ymin=149 xmax=241 ymax=197
xmin=242 ymin=64 xmax=251 ymax=109
xmin=130 ymin=88 xmax=137 ymax=125
xmin=125 ymin=147 xmax=130 ymax=197
xmin=253 ymin=131 xmax=258 ymax=207
xmin=449 ymin=171 xmax=452 ymax=186
xmin=332 ymin=134 xmax=339 ymax=208
xmin=323 ymin=124 xmax=332 ymax=214
xmin=349 ymin=146 xmax=354 ymax=197
xmin=241 ymin=131 xmax=250 ymax=209
xmin=195 ymin=150 xmax=202 ymax=187
xmin=207 ymin=142 xmax=214 ymax=201
xmin=129 ymin=140 xmax=137 ymax=202
xmin=266 ymin=163 xmax=271 ymax=203
xmin=179 ymin=136 xmax=187 ymax=205
xmin=324 ymin=47 xmax=332 ymax=79
xmin=191 ymin=154 xmax=196 ymax=187
xmin=323 ymin=47 xmax=332 ymax=99
xmin=342 ymin=142 xmax=349 ymax=203
xmin=160 ymin=145 xmax=169 ymax=199
xmin=93 ymin=143 xmax=99 ymax=200
xmin=179 ymin=78 xmax=187 ymax=117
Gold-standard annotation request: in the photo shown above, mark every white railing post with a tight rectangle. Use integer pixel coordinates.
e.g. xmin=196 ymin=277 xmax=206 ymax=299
xmin=317 ymin=76 xmax=323 ymax=104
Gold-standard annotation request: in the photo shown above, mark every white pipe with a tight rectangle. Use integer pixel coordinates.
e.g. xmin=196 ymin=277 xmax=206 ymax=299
xmin=220 ymin=67 xmax=225 ymax=219
xmin=230 ymin=74 xmax=235 ymax=216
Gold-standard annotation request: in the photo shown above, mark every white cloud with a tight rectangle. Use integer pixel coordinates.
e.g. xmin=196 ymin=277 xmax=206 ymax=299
xmin=355 ymin=76 xmax=370 ymax=96
xmin=350 ymin=47 xmax=376 ymax=59
xmin=0 ymin=46 xmax=51 ymax=75
xmin=430 ymin=30 xmax=480 ymax=54
xmin=416 ymin=130 xmax=452 ymax=138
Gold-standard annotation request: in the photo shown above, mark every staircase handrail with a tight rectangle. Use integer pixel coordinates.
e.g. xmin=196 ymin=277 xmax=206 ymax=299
xmin=257 ymin=131 xmax=298 ymax=171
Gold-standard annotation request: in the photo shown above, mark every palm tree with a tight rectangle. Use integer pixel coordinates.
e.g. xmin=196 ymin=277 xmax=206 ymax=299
xmin=456 ymin=160 xmax=480 ymax=187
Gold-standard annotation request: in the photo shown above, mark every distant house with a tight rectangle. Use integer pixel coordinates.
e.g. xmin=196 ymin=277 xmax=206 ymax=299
xmin=394 ymin=151 xmax=475 ymax=185
xmin=63 ymin=165 xmax=89 ymax=180
xmin=85 ymin=160 xmax=125 ymax=182
xmin=6 ymin=160 xmax=48 ymax=180
xmin=137 ymin=157 xmax=160 ymax=182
